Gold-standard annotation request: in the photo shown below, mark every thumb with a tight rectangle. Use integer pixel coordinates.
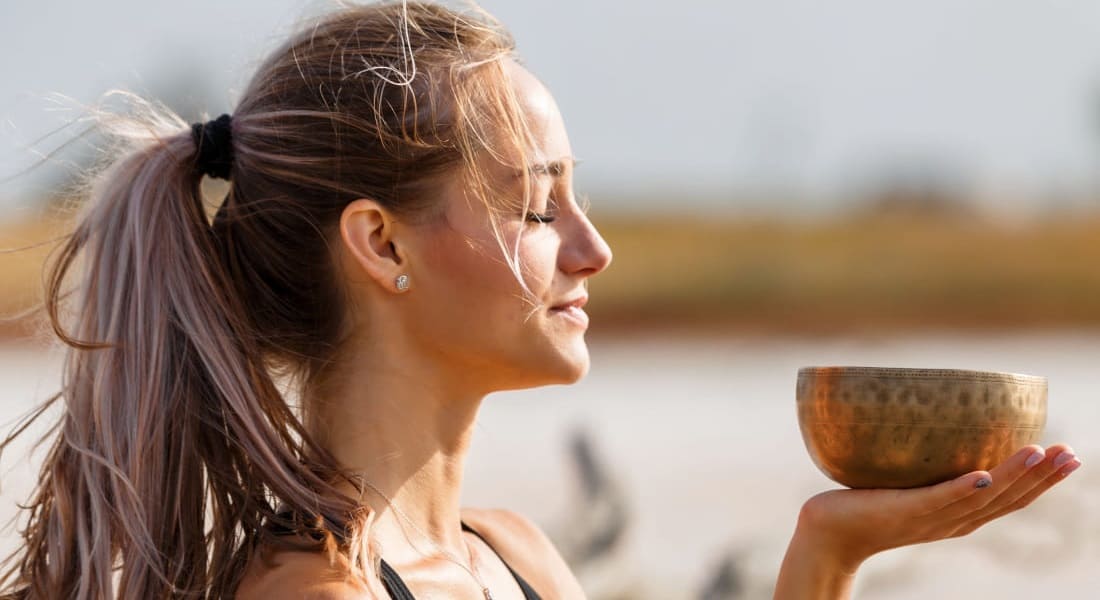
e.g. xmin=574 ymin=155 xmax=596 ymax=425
xmin=914 ymin=470 xmax=992 ymax=517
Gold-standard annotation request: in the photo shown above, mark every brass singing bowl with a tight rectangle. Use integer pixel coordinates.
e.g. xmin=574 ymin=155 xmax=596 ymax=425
xmin=796 ymin=367 xmax=1047 ymax=489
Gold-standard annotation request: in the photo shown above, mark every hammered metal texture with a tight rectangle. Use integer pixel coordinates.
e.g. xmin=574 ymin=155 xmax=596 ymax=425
xmin=796 ymin=367 xmax=1047 ymax=489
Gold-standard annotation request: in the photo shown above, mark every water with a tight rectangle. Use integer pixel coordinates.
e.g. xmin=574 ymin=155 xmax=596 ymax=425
xmin=2 ymin=333 xmax=1098 ymax=598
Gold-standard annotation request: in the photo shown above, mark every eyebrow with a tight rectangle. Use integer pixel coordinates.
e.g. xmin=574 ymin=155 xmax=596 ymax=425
xmin=526 ymin=157 xmax=579 ymax=178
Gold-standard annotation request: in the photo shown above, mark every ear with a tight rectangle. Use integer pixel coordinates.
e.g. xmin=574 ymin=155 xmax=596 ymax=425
xmin=339 ymin=198 xmax=410 ymax=293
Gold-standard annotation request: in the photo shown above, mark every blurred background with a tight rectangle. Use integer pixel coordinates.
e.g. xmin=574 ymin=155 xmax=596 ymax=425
xmin=2 ymin=1 xmax=1099 ymax=598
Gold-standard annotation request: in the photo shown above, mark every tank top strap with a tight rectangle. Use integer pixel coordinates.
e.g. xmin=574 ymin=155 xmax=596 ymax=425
xmin=378 ymin=522 xmax=543 ymax=600
xmin=379 ymin=558 xmax=417 ymax=600
xmin=266 ymin=510 xmax=542 ymax=599
xmin=461 ymin=521 xmax=543 ymax=600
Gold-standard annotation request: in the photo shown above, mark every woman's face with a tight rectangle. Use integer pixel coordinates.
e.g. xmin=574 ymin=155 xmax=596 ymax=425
xmin=405 ymin=61 xmax=613 ymax=392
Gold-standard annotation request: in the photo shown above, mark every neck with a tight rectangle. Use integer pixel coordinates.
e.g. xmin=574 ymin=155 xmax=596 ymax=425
xmin=306 ymin=332 xmax=484 ymax=561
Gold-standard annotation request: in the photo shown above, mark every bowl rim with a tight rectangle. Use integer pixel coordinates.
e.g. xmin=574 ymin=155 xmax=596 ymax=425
xmin=797 ymin=366 xmax=1046 ymax=386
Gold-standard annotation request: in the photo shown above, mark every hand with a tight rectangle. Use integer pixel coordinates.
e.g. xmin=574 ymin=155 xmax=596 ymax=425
xmin=774 ymin=444 xmax=1081 ymax=599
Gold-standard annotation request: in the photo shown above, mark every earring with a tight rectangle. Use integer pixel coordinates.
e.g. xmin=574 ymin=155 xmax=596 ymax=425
xmin=395 ymin=274 xmax=410 ymax=292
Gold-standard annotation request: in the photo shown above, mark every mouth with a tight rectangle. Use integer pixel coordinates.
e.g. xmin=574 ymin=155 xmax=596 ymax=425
xmin=549 ymin=295 xmax=590 ymax=327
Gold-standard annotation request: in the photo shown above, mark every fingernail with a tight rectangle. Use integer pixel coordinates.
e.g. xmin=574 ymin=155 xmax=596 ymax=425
xmin=975 ymin=478 xmax=992 ymax=489
xmin=1024 ymin=451 xmax=1044 ymax=469
xmin=1053 ymin=451 xmax=1077 ymax=468
xmin=1061 ymin=460 xmax=1081 ymax=477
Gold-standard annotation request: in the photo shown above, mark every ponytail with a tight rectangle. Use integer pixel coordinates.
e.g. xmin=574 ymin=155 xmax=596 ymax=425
xmin=1 ymin=111 xmax=356 ymax=598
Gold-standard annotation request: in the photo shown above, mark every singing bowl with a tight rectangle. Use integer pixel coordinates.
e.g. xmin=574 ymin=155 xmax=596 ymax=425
xmin=796 ymin=367 xmax=1047 ymax=489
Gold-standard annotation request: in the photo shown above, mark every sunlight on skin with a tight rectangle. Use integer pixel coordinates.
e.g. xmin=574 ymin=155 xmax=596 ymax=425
xmin=775 ymin=444 xmax=1081 ymax=599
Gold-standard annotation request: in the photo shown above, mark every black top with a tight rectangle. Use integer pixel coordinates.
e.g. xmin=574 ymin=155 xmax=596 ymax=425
xmin=379 ymin=522 xmax=542 ymax=600
xmin=268 ymin=512 xmax=542 ymax=599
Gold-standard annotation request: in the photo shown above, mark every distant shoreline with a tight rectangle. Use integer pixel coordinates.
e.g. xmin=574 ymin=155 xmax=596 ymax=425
xmin=5 ymin=210 xmax=1100 ymax=340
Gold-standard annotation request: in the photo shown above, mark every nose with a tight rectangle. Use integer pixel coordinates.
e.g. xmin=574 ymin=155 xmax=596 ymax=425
xmin=559 ymin=210 xmax=613 ymax=277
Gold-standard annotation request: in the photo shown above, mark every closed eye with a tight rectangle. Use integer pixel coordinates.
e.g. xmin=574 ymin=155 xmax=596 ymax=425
xmin=525 ymin=211 xmax=556 ymax=224
xmin=524 ymin=189 xmax=560 ymax=224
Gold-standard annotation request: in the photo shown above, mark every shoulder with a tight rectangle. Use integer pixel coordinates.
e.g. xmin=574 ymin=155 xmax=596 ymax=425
xmin=461 ymin=507 xmax=586 ymax=600
xmin=234 ymin=547 xmax=378 ymax=600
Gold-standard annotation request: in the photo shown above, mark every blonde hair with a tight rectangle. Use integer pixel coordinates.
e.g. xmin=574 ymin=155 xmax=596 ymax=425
xmin=0 ymin=2 xmax=542 ymax=597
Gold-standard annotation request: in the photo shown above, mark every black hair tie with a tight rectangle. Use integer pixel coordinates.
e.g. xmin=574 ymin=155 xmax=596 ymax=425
xmin=191 ymin=114 xmax=234 ymax=180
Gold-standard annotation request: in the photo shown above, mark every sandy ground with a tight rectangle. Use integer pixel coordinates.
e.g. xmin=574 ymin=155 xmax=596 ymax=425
xmin=1 ymin=332 xmax=1098 ymax=598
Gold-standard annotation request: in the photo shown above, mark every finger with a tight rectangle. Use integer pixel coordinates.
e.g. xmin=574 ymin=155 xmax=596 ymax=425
xmin=968 ymin=450 xmax=1081 ymax=527
xmin=913 ymin=469 xmax=996 ymax=518
xmin=928 ymin=444 xmax=1061 ymax=520
xmin=963 ymin=445 xmax=1075 ymax=521
xmin=942 ymin=445 xmax=1078 ymax=538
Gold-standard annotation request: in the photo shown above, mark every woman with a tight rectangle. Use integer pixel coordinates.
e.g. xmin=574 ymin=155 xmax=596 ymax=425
xmin=0 ymin=2 xmax=1080 ymax=599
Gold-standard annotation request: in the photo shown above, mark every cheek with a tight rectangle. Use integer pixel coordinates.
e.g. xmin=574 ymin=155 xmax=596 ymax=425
xmin=417 ymin=227 xmax=584 ymax=387
xmin=515 ymin=238 xmax=556 ymax=295
xmin=425 ymin=225 xmax=554 ymax=306
xmin=422 ymin=228 xmax=520 ymax=314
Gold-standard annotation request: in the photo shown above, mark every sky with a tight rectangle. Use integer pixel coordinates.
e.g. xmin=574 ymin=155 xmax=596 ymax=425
xmin=3 ymin=0 xmax=1100 ymax=215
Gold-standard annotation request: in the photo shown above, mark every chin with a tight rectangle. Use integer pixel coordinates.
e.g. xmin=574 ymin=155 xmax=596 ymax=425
xmin=511 ymin=347 xmax=590 ymax=390
xmin=552 ymin=344 xmax=591 ymax=384
xmin=498 ymin=330 xmax=592 ymax=389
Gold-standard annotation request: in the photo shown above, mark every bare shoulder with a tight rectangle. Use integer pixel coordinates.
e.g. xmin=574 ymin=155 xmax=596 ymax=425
xmin=235 ymin=547 xmax=377 ymax=600
xmin=461 ymin=507 xmax=585 ymax=600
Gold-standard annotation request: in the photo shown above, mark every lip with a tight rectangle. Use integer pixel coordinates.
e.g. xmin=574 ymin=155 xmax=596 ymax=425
xmin=550 ymin=295 xmax=588 ymax=311
xmin=549 ymin=295 xmax=589 ymax=328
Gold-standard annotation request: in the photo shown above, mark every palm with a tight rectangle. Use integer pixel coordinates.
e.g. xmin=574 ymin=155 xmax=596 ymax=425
xmin=798 ymin=444 xmax=1079 ymax=566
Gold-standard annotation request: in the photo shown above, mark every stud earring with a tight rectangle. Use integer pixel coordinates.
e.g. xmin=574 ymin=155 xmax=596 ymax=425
xmin=395 ymin=274 xmax=410 ymax=291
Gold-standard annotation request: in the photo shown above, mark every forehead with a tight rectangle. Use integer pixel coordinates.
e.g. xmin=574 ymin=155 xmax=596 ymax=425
xmin=502 ymin=60 xmax=572 ymax=169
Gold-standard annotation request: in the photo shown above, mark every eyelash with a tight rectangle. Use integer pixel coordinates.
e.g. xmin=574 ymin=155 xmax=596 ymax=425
xmin=525 ymin=211 xmax=556 ymax=224
xmin=523 ymin=188 xmax=560 ymax=224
